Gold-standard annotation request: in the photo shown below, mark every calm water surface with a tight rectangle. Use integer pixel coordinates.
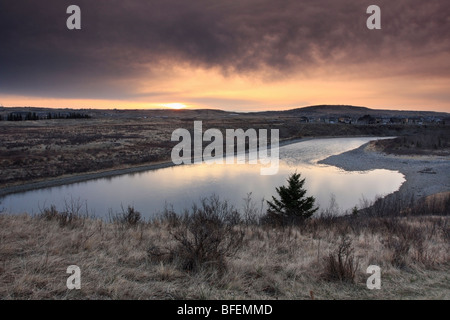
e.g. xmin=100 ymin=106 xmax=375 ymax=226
xmin=1 ymin=137 xmax=405 ymax=219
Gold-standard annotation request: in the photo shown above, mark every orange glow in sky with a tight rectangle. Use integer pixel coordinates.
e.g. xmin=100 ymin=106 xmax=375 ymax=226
xmin=1 ymin=1 xmax=449 ymax=113
xmin=2 ymin=64 xmax=449 ymax=113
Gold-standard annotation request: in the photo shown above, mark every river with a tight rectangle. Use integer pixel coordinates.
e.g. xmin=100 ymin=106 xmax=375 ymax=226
xmin=1 ymin=137 xmax=405 ymax=219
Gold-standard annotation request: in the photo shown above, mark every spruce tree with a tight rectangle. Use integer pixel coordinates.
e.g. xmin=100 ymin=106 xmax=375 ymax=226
xmin=266 ymin=172 xmax=318 ymax=224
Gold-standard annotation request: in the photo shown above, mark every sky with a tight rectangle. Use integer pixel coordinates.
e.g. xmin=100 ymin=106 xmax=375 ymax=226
xmin=1 ymin=0 xmax=449 ymax=112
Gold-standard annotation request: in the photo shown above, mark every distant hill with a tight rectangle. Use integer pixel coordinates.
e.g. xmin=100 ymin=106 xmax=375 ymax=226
xmin=253 ymin=105 xmax=449 ymax=119
xmin=1 ymin=104 xmax=448 ymax=121
xmin=288 ymin=105 xmax=372 ymax=115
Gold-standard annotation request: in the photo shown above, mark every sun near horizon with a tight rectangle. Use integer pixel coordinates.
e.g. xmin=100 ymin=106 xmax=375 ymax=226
xmin=164 ymin=103 xmax=188 ymax=110
xmin=1 ymin=1 xmax=449 ymax=114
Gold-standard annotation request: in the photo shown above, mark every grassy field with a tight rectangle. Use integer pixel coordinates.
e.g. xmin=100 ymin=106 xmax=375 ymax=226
xmin=1 ymin=196 xmax=449 ymax=300
xmin=372 ymin=128 xmax=450 ymax=156
xmin=0 ymin=108 xmax=441 ymax=189
xmin=1 ymin=108 xmax=448 ymax=300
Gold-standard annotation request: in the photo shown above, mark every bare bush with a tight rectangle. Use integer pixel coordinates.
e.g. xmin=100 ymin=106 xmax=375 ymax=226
xmin=38 ymin=205 xmax=60 ymax=221
xmin=110 ymin=205 xmax=142 ymax=226
xmin=38 ymin=198 xmax=88 ymax=228
xmin=323 ymin=236 xmax=359 ymax=283
xmin=241 ymin=192 xmax=265 ymax=226
xmin=151 ymin=195 xmax=245 ymax=273
xmin=383 ymin=235 xmax=410 ymax=268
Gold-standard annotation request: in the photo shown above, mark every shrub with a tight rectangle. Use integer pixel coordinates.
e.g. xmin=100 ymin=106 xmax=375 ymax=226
xmin=383 ymin=235 xmax=410 ymax=268
xmin=323 ymin=236 xmax=359 ymax=283
xmin=241 ymin=192 xmax=264 ymax=226
xmin=151 ymin=195 xmax=245 ymax=273
xmin=39 ymin=205 xmax=60 ymax=221
xmin=38 ymin=199 xmax=88 ymax=228
xmin=111 ymin=205 xmax=142 ymax=226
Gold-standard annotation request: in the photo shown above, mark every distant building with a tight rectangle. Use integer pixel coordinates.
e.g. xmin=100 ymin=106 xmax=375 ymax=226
xmin=299 ymin=116 xmax=309 ymax=123
xmin=328 ymin=117 xmax=337 ymax=124
xmin=389 ymin=117 xmax=402 ymax=124
xmin=410 ymin=117 xmax=424 ymax=125
xmin=381 ymin=118 xmax=390 ymax=125
xmin=357 ymin=115 xmax=377 ymax=125
xmin=338 ymin=117 xmax=352 ymax=124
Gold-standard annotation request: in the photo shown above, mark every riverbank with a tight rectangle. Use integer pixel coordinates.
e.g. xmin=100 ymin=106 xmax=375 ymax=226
xmin=0 ymin=160 xmax=176 ymax=198
xmin=0 ymin=135 xmax=372 ymax=198
xmin=2 ymin=135 xmax=447 ymax=203
xmin=1 ymin=137 xmax=449 ymax=300
xmin=2 ymin=113 xmax=433 ymax=192
xmin=318 ymin=141 xmax=450 ymax=202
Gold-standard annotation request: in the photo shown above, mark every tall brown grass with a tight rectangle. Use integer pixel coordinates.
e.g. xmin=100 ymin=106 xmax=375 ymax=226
xmin=0 ymin=193 xmax=448 ymax=299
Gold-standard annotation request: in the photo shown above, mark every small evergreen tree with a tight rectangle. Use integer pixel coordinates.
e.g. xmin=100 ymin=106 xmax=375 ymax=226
xmin=266 ymin=172 xmax=318 ymax=224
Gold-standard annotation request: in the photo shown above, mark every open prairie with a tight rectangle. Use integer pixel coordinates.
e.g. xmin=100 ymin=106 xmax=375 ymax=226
xmin=1 ymin=107 xmax=449 ymax=300
xmin=0 ymin=108 xmax=443 ymax=192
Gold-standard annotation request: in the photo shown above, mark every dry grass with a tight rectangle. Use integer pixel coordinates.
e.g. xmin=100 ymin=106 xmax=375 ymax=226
xmin=0 ymin=108 xmax=427 ymax=189
xmin=372 ymin=129 xmax=450 ymax=156
xmin=0 ymin=210 xmax=448 ymax=300
xmin=151 ymin=197 xmax=245 ymax=273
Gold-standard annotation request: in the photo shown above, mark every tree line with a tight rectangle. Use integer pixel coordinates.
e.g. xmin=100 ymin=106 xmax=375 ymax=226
xmin=0 ymin=112 xmax=91 ymax=121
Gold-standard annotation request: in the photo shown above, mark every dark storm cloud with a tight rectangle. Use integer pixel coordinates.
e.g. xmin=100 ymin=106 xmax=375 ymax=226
xmin=1 ymin=0 xmax=449 ymax=99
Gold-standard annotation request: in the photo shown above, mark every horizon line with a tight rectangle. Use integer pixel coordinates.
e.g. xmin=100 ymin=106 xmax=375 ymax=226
xmin=0 ymin=104 xmax=448 ymax=115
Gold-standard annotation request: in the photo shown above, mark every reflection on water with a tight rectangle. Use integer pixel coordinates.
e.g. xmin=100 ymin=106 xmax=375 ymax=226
xmin=2 ymin=137 xmax=405 ymax=218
